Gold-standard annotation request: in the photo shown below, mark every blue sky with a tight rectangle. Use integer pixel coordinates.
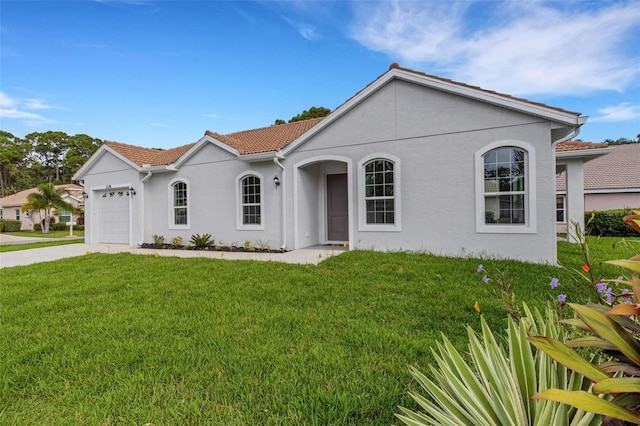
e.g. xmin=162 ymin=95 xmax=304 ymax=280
xmin=1 ymin=0 xmax=639 ymax=149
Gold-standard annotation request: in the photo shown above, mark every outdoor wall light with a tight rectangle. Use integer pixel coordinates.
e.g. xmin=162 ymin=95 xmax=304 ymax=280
xmin=129 ymin=187 xmax=136 ymax=196
xmin=82 ymin=192 xmax=88 ymax=199
xmin=273 ymin=176 xmax=280 ymax=188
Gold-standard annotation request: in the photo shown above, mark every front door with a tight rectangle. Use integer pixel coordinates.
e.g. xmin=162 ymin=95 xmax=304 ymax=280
xmin=327 ymin=173 xmax=348 ymax=242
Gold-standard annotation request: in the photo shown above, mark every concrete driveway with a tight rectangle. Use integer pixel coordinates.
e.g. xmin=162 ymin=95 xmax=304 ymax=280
xmin=0 ymin=235 xmax=347 ymax=268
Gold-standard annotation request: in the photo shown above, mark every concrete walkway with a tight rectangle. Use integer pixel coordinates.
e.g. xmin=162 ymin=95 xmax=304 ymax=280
xmin=0 ymin=235 xmax=347 ymax=268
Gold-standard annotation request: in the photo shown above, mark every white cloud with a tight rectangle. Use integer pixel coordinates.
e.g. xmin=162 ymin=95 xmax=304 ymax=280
xmin=0 ymin=92 xmax=15 ymax=108
xmin=23 ymin=98 xmax=60 ymax=110
xmin=149 ymin=122 xmax=168 ymax=128
xmin=0 ymin=92 xmax=57 ymax=124
xmin=350 ymin=1 xmax=640 ymax=96
xmin=283 ymin=16 xmax=318 ymax=41
xmin=591 ymin=102 xmax=640 ymax=122
xmin=202 ymin=113 xmax=218 ymax=118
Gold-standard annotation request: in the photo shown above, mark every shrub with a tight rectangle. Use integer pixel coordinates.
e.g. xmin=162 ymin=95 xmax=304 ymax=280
xmin=1 ymin=219 xmax=21 ymax=232
xmin=152 ymin=234 xmax=165 ymax=246
xmin=529 ymin=212 xmax=640 ymax=423
xmin=190 ymin=233 xmax=212 ymax=249
xmin=170 ymin=236 xmax=183 ymax=247
xmin=0 ymin=221 xmax=3 ymax=232
xmin=51 ymin=223 xmax=67 ymax=231
xmin=586 ymin=209 xmax=639 ymax=237
xmin=397 ymin=304 xmax=600 ymax=425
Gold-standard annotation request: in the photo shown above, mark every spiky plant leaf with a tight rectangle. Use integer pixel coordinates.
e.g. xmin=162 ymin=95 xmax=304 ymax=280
xmin=566 ymin=336 xmax=617 ymax=351
xmin=528 ymin=336 xmax=609 ymax=383
xmin=570 ymin=303 xmax=640 ymax=367
xmin=592 ymin=377 xmax=640 ymax=394
xmin=533 ymin=389 xmax=640 ymax=424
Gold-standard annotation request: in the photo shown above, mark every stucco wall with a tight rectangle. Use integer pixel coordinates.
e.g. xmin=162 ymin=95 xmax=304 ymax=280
xmin=143 ymin=144 xmax=283 ymax=249
xmin=287 ymin=79 xmax=558 ymax=263
xmin=82 ymin=153 xmax=141 ymax=245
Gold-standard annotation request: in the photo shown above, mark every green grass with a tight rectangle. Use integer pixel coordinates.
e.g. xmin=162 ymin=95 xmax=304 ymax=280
xmin=1 ymin=237 xmax=637 ymax=425
xmin=4 ymin=229 xmax=84 ymax=238
xmin=0 ymin=239 xmax=83 ymax=253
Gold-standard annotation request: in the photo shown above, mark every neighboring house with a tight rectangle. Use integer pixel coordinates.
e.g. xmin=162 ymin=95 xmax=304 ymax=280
xmin=556 ymin=143 xmax=640 ymax=231
xmin=73 ymin=64 xmax=606 ymax=264
xmin=0 ymin=184 xmax=84 ymax=230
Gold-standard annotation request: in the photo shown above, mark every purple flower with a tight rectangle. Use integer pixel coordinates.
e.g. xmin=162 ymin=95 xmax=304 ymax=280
xmin=605 ymin=287 xmax=613 ymax=303
xmin=596 ymin=282 xmax=606 ymax=293
xmin=622 ymin=288 xmax=630 ymax=295
xmin=557 ymin=294 xmax=567 ymax=303
xmin=550 ymin=278 xmax=559 ymax=289
xmin=477 ymin=264 xmax=484 ymax=273
xmin=482 ymin=276 xmax=490 ymax=284
xmin=616 ymin=276 xmax=624 ymax=284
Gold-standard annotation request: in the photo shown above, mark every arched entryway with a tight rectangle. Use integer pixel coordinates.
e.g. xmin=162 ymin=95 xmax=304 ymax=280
xmin=293 ymin=156 xmax=353 ymax=249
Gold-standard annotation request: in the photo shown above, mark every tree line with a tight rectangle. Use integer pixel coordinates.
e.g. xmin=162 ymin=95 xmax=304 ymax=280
xmin=0 ymin=130 xmax=102 ymax=198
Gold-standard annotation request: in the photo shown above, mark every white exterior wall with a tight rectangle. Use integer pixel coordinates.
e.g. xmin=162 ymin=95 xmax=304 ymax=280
xmin=81 ymin=153 xmax=141 ymax=245
xmin=143 ymin=144 xmax=282 ymax=248
xmin=286 ymin=80 xmax=558 ymax=263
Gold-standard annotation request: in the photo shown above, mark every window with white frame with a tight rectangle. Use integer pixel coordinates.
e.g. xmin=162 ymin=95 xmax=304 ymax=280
xmin=476 ymin=142 xmax=536 ymax=233
xmin=483 ymin=147 xmax=526 ymax=224
xmin=556 ymin=196 xmax=566 ymax=223
xmin=15 ymin=209 xmax=20 ymax=221
xmin=241 ymin=175 xmax=261 ymax=225
xmin=0 ymin=209 xmax=3 ymax=219
xmin=172 ymin=181 xmax=188 ymax=226
xmin=364 ymin=159 xmax=395 ymax=225
xmin=59 ymin=208 xmax=71 ymax=223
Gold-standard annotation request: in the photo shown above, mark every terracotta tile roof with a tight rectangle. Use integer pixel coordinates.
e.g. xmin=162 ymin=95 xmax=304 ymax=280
xmin=103 ymin=141 xmax=196 ymax=166
xmin=0 ymin=184 xmax=84 ymax=207
xmin=557 ymin=144 xmax=640 ymax=191
xmin=205 ymin=117 xmax=325 ymax=154
xmin=555 ymin=141 xmax=609 ymax=152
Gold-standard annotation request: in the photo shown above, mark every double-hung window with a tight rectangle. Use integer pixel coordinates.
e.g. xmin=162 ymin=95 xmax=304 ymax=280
xmin=237 ymin=172 xmax=264 ymax=229
xmin=172 ymin=181 xmax=188 ymax=226
xmin=241 ymin=175 xmax=261 ymax=225
xmin=364 ymin=159 xmax=395 ymax=224
xmin=358 ymin=154 xmax=400 ymax=231
xmin=476 ymin=142 xmax=536 ymax=233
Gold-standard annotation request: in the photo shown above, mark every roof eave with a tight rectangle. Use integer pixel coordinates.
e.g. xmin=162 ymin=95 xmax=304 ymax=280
xmin=238 ymin=151 xmax=277 ymax=162
xmin=556 ymin=147 xmax=614 ymax=160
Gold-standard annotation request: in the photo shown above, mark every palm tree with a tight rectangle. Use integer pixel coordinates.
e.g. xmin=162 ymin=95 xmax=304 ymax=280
xmin=21 ymin=183 xmax=78 ymax=234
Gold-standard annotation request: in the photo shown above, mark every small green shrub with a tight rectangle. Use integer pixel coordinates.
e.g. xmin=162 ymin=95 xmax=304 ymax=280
xmin=190 ymin=233 xmax=212 ymax=249
xmin=170 ymin=236 xmax=183 ymax=247
xmin=586 ymin=209 xmax=639 ymax=237
xmin=152 ymin=234 xmax=165 ymax=246
xmin=0 ymin=221 xmax=4 ymax=232
xmin=1 ymin=219 xmax=21 ymax=232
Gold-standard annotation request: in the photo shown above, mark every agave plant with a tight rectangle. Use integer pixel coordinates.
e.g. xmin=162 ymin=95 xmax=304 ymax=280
xmin=396 ymin=304 xmax=601 ymax=426
xmin=189 ymin=233 xmax=212 ymax=249
xmin=529 ymin=211 xmax=640 ymax=425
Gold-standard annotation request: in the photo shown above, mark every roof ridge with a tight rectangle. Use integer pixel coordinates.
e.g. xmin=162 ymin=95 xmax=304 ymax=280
xmin=388 ymin=63 xmax=582 ymax=116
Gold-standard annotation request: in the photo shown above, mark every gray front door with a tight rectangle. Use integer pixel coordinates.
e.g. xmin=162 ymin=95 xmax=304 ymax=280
xmin=327 ymin=173 xmax=348 ymax=241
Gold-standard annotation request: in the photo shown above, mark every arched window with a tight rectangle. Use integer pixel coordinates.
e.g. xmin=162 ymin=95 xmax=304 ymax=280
xmin=172 ymin=181 xmax=188 ymax=226
xmin=364 ymin=158 xmax=395 ymax=225
xmin=475 ymin=141 xmax=536 ymax=233
xmin=483 ymin=147 xmax=526 ymax=224
xmin=239 ymin=174 xmax=262 ymax=227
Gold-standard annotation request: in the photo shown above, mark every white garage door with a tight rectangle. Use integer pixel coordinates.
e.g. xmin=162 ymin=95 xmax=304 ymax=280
xmin=97 ymin=190 xmax=130 ymax=244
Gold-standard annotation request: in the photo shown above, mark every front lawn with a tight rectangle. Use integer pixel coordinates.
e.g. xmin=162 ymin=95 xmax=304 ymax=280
xmin=0 ymin=239 xmax=83 ymax=253
xmin=1 ymin=237 xmax=637 ymax=424
xmin=4 ymin=229 xmax=84 ymax=238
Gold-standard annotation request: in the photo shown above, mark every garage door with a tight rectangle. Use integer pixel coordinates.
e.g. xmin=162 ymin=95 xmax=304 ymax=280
xmin=97 ymin=189 xmax=130 ymax=244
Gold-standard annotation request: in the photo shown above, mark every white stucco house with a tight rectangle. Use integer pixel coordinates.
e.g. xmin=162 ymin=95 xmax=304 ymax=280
xmin=73 ymin=64 xmax=605 ymax=263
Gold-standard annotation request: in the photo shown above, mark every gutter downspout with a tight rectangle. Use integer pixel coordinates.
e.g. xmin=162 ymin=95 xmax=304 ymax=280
xmin=139 ymin=169 xmax=153 ymax=245
xmin=273 ymin=154 xmax=286 ymax=251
